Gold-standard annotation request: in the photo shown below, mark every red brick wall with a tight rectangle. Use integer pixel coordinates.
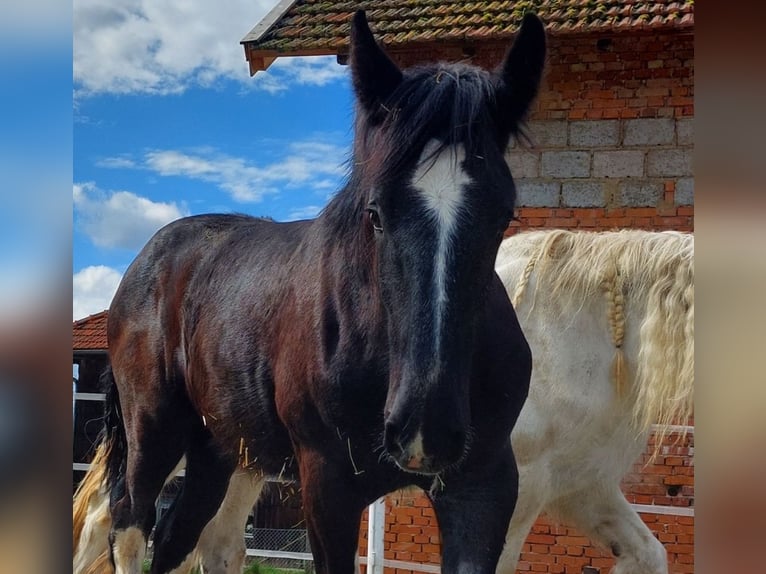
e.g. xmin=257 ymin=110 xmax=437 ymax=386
xmin=529 ymin=30 xmax=694 ymax=121
xmin=390 ymin=30 xmax=694 ymax=121
xmin=506 ymin=204 xmax=694 ymax=236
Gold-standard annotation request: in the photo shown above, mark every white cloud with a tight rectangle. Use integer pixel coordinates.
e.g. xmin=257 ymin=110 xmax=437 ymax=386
xmin=73 ymin=1 xmax=349 ymax=97
xmin=73 ymin=265 xmax=123 ymax=320
xmin=95 ymin=156 xmax=136 ymax=169
xmin=74 ymin=182 xmax=188 ymax=249
xmin=254 ymin=56 xmax=349 ymax=94
xmin=104 ymin=141 xmax=348 ymax=203
xmin=286 ymin=205 xmax=323 ymax=221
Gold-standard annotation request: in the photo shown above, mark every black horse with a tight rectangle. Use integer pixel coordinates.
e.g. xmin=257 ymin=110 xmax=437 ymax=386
xmin=102 ymin=11 xmax=544 ymax=574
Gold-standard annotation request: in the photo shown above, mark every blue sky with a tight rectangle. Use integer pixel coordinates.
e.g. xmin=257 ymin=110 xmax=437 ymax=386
xmin=73 ymin=1 xmax=356 ymax=319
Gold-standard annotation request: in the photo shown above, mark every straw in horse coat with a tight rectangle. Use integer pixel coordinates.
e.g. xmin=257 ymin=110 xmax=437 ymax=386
xmin=96 ymin=10 xmax=543 ymax=574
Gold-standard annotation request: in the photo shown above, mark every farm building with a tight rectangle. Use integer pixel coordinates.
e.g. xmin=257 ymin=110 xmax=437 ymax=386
xmin=241 ymin=1 xmax=695 ymax=573
xmin=72 ymin=311 xmax=109 ymax=490
xmin=243 ymin=0 xmax=694 ymax=238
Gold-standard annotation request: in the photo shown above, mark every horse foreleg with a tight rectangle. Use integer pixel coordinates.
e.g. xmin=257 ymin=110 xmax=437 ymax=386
xmin=195 ymin=470 xmax=266 ymax=574
xmin=550 ymin=485 xmax=668 ymax=574
xmin=430 ymin=445 xmax=518 ymax=574
xmin=296 ymin=448 xmax=367 ymax=574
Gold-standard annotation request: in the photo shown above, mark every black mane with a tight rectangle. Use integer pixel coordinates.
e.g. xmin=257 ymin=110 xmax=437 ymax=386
xmin=355 ymin=62 xmax=499 ymax=183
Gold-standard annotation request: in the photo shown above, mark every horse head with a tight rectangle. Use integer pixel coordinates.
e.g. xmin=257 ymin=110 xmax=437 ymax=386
xmin=347 ymin=11 xmax=546 ymax=475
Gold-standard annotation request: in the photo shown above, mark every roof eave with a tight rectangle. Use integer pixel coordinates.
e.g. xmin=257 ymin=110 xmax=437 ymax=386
xmin=241 ymin=0 xmax=298 ymax=44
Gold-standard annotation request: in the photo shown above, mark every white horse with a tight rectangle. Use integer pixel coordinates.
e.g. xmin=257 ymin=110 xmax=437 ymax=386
xmin=73 ymin=229 xmax=694 ymax=574
xmin=496 ymin=229 xmax=694 ymax=574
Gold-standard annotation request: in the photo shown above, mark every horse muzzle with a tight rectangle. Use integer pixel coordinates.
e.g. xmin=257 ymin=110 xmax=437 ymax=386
xmin=383 ymin=415 xmax=467 ymax=475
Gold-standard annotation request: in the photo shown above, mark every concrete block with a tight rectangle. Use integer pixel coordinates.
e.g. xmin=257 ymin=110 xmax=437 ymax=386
xmin=561 ymin=182 xmax=606 ymax=207
xmin=528 ymin=120 xmax=568 ymax=148
xmin=593 ymin=151 xmax=645 ymax=178
xmin=677 ymin=118 xmax=694 ymax=146
xmin=506 ymin=151 xmax=539 ymax=178
xmin=541 ymin=151 xmax=591 ymax=178
xmin=623 ymin=118 xmax=676 ymax=146
xmin=569 ymin=120 xmax=620 ymax=147
xmin=516 ymin=181 xmax=560 ymax=207
xmin=616 ymin=181 xmax=664 ymax=207
xmin=647 ymin=149 xmax=693 ymax=177
xmin=675 ymin=177 xmax=694 ymax=205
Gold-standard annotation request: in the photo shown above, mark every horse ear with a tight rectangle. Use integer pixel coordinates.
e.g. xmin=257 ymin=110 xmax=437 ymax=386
xmin=349 ymin=10 xmax=402 ymax=112
xmin=494 ymin=13 xmax=547 ymax=138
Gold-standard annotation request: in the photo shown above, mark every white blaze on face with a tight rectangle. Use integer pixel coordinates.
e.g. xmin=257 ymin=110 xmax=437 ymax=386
xmin=411 ymin=140 xmax=471 ymax=354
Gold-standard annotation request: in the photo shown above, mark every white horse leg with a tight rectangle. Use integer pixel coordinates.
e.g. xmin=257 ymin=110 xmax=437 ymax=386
xmin=112 ymin=526 xmax=147 ymax=574
xmin=495 ymin=480 xmax=545 ymax=574
xmin=551 ymin=485 xmax=667 ymax=574
xmin=196 ymin=471 xmax=267 ymax=574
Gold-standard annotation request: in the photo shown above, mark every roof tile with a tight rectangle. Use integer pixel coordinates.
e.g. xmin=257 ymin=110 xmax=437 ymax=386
xmin=73 ymin=310 xmax=109 ymax=351
xmin=243 ymin=0 xmax=694 ymax=56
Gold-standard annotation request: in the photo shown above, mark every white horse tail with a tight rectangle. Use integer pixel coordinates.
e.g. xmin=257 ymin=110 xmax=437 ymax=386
xmin=634 ymin=232 xmax=694 ymax=456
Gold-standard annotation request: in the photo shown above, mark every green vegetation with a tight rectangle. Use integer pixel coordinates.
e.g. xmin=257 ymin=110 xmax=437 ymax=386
xmin=243 ymin=562 xmax=308 ymax=574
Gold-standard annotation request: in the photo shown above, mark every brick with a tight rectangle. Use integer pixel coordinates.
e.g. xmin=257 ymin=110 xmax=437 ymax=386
xmin=555 ymin=536 xmax=590 ymax=546
xmin=593 ymin=150 xmax=644 ymax=178
xmin=527 ymin=534 xmax=556 ymax=545
xmin=561 ymin=181 xmax=606 ymax=207
xmin=529 ymin=120 xmax=569 ymax=147
xmin=546 ymin=218 xmax=578 ymax=227
xmin=517 ymin=181 xmax=561 ymax=207
xmin=676 ymin=177 xmax=694 ymax=205
xmin=518 ymin=207 xmax=555 ymax=218
xmin=647 ymin=149 xmax=693 ymax=177
xmin=616 ymin=181 xmax=664 ymax=207
xmin=569 ymin=120 xmax=620 ymax=147
xmin=541 ymin=151 xmax=591 ymax=178
xmin=623 ymin=118 xmax=676 ymax=146
xmin=506 ymin=150 xmax=540 ymax=178
xmin=625 ymin=207 xmax=660 ymax=217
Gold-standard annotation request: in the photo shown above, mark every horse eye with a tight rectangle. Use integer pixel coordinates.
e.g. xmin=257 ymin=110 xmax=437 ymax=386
xmin=365 ymin=207 xmax=383 ymax=233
